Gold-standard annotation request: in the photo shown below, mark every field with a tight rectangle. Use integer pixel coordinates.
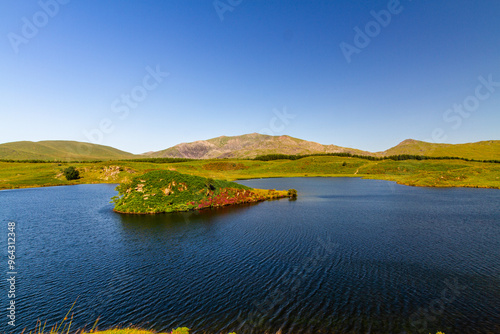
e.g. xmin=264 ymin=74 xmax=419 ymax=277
xmin=0 ymin=156 xmax=499 ymax=191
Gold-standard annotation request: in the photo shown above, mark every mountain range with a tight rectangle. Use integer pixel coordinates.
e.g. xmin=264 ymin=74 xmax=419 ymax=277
xmin=0 ymin=134 xmax=498 ymax=161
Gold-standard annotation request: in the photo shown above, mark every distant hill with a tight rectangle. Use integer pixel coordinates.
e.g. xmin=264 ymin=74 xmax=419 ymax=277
xmin=381 ymin=139 xmax=500 ymax=160
xmin=145 ymin=133 xmax=372 ymax=159
xmin=0 ymin=141 xmax=136 ymax=161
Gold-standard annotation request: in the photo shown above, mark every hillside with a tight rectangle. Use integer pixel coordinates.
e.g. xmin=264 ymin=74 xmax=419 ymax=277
xmin=0 ymin=141 xmax=136 ymax=161
xmin=1 ymin=136 xmax=498 ymax=162
xmin=112 ymin=170 xmax=293 ymax=214
xmin=381 ymin=139 xmax=500 ymax=160
xmin=145 ymin=133 xmax=372 ymax=159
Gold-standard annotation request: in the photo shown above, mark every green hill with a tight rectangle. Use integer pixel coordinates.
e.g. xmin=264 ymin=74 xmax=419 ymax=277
xmin=112 ymin=170 xmax=292 ymax=214
xmin=0 ymin=141 xmax=136 ymax=161
xmin=381 ymin=139 xmax=500 ymax=160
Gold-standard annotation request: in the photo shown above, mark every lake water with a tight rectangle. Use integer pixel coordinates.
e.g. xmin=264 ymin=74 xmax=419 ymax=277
xmin=0 ymin=178 xmax=499 ymax=334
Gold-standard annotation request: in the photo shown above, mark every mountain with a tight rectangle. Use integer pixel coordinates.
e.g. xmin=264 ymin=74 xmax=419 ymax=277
xmin=381 ymin=139 xmax=500 ymax=160
xmin=0 ymin=141 xmax=136 ymax=161
xmin=145 ymin=133 xmax=372 ymax=159
xmin=1 ymin=136 xmax=498 ymax=161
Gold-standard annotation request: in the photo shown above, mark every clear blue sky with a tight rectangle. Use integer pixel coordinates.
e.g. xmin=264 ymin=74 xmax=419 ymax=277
xmin=1 ymin=0 xmax=499 ymax=154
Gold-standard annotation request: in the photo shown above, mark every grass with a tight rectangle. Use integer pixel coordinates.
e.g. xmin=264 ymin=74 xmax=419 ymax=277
xmin=16 ymin=303 xmax=451 ymax=333
xmin=0 ymin=156 xmax=499 ymax=191
xmin=22 ymin=324 xmax=447 ymax=334
xmin=21 ymin=316 xmax=447 ymax=334
xmin=83 ymin=330 xmax=445 ymax=334
xmin=82 ymin=328 xmax=191 ymax=334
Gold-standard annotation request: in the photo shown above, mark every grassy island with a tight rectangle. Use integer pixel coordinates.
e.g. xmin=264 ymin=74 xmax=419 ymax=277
xmin=111 ymin=170 xmax=295 ymax=214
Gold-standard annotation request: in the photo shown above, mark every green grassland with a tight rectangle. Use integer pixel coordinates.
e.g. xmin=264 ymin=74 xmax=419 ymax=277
xmin=0 ymin=156 xmax=499 ymax=191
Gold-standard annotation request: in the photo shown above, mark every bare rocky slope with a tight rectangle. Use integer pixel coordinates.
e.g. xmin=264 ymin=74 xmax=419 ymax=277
xmin=145 ymin=133 xmax=373 ymax=159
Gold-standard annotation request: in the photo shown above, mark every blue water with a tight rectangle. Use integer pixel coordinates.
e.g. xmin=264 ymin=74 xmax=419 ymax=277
xmin=0 ymin=178 xmax=499 ymax=334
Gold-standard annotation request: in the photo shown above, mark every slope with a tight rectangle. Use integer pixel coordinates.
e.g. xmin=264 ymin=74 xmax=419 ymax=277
xmin=0 ymin=141 xmax=136 ymax=161
xmin=381 ymin=139 xmax=500 ymax=160
xmin=146 ymin=133 xmax=372 ymax=159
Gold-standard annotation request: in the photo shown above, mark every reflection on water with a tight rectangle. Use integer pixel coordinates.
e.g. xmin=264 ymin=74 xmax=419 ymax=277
xmin=0 ymin=179 xmax=499 ymax=334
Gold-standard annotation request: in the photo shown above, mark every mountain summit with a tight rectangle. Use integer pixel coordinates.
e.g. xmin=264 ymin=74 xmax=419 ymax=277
xmin=144 ymin=133 xmax=371 ymax=159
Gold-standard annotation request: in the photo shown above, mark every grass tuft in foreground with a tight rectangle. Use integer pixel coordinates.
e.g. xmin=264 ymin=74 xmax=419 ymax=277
xmin=19 ymin=305 xmax=445 ymax=334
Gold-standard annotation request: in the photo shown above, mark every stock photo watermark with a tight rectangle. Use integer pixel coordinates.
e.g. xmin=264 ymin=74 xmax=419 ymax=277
xmin=340 ymin=0 xmax=411 ymax=64
xmin=7 ymin=0 xmax=70 ymax=54
xmin=260 ymin=107 xmax=295 ymax=136
xmin=6 ymin=222 xmax=17 ymax=327
xmin=78 ymin=64 xmax=169 ymax=155
xmin=213 ymin=0 xmax=242 ymax=21
xmin=237 ymin=236 xmax=339 ymax=332
xmin=409 ymin=277 xmax=467 ymax=333
xmin=425 ymin=73 xmax=499 ymax=144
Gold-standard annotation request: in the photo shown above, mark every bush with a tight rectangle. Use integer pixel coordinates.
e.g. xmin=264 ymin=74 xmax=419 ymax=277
xmin=205 ymin=178 xmax=216 ymax=190
xmin=288 ymin=189 xmax=297 ymax=198
xmin=63 ymin=166 xmax=80 ymax=180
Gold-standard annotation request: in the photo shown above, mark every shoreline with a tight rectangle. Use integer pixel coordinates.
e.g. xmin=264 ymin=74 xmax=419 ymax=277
xmin=1 ymin=156 xmax=499 ymax=191
xmin=2 ymin=174 xmax=499 ymax=192
xmin=112 ymin=193 xmax=291 ymax=215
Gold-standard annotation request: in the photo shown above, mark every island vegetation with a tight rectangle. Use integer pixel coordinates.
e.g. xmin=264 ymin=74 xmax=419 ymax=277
xmin=112 ymin=170 xmax=294 ymax=214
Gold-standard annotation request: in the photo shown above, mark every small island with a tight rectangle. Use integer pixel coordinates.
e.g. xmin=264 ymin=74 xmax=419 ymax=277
xmin=112 ymin=170 xmax=297 ymax=214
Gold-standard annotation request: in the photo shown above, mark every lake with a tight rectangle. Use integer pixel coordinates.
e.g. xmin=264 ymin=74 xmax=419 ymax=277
xmin=0 ymin=178 xmax=499 ymax=334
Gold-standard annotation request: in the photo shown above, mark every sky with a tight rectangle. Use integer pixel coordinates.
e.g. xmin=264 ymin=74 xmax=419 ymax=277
xmin=0 ymin=0 xmax=499 ymax=154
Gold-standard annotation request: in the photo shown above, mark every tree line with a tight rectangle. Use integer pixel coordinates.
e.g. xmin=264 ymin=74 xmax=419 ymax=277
xmin=252 ymin=153 xmax=500 ymax=164
xmin=0 ymin=158 xmax=194 ymax=164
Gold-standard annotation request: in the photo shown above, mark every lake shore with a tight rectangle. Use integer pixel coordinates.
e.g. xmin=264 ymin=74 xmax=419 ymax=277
xmin=0 ymin=156 xmax=499 ymax=191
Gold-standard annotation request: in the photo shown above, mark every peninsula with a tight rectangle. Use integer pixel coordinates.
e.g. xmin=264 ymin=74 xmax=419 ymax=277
xmin=112 ymin=170 xmax=296 ymax=214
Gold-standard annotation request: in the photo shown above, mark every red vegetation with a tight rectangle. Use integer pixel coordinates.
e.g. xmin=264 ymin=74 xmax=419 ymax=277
xmin=194 ymin=188 xmax=286 ymax=210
